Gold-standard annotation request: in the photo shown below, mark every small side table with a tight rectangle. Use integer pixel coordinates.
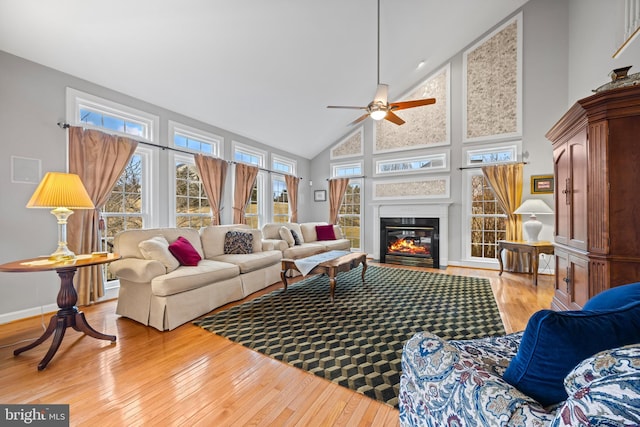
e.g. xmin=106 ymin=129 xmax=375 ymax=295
xmin=0 ymin=253 xmax=120 ymax=370
xmin=497 ymin=240 xmax=554 ymax=286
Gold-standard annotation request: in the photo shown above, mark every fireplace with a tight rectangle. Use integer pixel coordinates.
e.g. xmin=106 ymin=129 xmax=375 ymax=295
xmin=380 ymin=217 xmax=439 ymax=268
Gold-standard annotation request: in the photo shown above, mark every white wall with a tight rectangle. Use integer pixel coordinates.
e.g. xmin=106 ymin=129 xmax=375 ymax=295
xmin=568 ymin=0 xmax=640 ymax=105
xmin=311 ymin=0 xmax=572 ymax=267
xmin=0 ymin=51 xmax=311 ymax=322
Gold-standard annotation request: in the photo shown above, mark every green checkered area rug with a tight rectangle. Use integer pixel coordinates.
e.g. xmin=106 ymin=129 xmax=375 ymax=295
xmin=194 ymin=265 xmax=505 ymax=407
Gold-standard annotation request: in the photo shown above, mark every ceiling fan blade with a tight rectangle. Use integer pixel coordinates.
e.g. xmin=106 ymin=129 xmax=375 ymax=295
xmin=349 ymin=113 xmax=370 ymax=126
xmin=373 ymin=84 xmax=389 ymax=104
xmin=384 ymin=111 xmax=405 ymax=125
xmin=327 ymin=105 xmax=367 ymax=110
xmin=390 ymin=98 xmax=436 ymax=111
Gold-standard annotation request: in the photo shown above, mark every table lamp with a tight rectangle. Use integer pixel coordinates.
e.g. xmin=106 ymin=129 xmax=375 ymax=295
xmin=26 ymin=172 xmax=95 ymax=260
xmin=514 ymin=199 xmax=553 ymax=243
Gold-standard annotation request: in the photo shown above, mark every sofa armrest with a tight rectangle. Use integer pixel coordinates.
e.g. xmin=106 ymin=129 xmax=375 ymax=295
xmin=261 ymin=240 xmax=274 ymax=251
xmin=400 ymin=331 xmax=553 ymax=427
xmin=263 ymin=238 xmax=288 ymax=252
xmin=551 ymin=344 xmax=640 ymax=427
xmin=109 ymin=258 xmax=166 ymax=283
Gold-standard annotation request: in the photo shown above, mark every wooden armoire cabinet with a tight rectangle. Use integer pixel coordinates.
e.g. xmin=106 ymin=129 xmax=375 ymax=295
xmin=546 ymin=84 xmax=640 ymax=311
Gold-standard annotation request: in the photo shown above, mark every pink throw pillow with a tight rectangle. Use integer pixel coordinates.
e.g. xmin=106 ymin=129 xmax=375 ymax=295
xmin=315 ymin=224 xmax=336 ymax=241
xmin=168 ymin=236 xmax=202 ymax=266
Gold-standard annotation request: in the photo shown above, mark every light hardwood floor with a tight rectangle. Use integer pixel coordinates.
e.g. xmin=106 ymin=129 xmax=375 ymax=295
xmin=0 ymin=264 xmax=554 ymax=426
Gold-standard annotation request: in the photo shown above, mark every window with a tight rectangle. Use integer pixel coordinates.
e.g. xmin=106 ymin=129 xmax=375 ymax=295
xmin=101 ymin=151 xmax=150 ymax=281
xmin=174 ymin=154 xmax=211 ymax=229
xmin=375 ymin=152 xmax=448 ymax=175
xmin=272 ymin=177 xmax=289 ymax=223
xmin=463 ymin=142 xmax=520 ymax=263
xmin=469 ymin=173 xmax=506 ymax=259
xmin=67 ymin=88 xmax=158 ymax=142
xmin=338 ymin=179 xmax=362 ymax=250
xmin=234 ymin=142 xmax=266 ymax=228
xmin=272 ymin=154 xmax=296 ymax=175
xmin=67 ymin=89 xmax=159 ymax=286
xmin=169 ymin=121 xmax=222 ymax=157
xmin=332 ymin=162 xmax=362 ymax=178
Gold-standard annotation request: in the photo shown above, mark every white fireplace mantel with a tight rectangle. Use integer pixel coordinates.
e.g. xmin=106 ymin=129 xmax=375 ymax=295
xmin=371 ymin=202 xmax=451 ymax=267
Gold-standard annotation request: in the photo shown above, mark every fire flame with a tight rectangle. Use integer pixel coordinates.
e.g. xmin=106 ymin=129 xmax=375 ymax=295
xmin=388 ymin=238 xmax=429 ymax=255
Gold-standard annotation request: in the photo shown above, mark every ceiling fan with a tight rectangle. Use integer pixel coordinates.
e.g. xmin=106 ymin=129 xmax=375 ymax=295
xmin=327 ymin=0 xmax=436 ymax=126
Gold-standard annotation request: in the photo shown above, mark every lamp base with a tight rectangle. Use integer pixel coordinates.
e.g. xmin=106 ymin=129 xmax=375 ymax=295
xmin=523 ymin=216 xmax=543 ymax=243
xmin=49 ymin=207 xmax=76 ymax=261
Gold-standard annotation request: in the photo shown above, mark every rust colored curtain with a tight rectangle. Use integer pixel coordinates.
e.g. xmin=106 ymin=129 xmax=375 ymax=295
xmin=194 ymin=154 xmax=228 ymax=225
xmin=284 ymin=174 xmax=300 ymax=223
xmin=329 ymin=178 xmax=350 ymax=225
xmin=68 ymin=127 xmax=138 ymax=305
xmin=232 ymin=163 xmax=259 ymax=224
xmin=482 ymin=163 xmax=524 ymax=272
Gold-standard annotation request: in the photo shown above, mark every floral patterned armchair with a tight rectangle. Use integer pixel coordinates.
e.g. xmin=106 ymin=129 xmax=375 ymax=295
xmin=399 ymin=332 xmax=640 ymax=426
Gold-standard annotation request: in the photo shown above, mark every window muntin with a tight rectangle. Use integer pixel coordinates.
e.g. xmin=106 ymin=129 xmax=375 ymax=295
xmin=175 ymin=156 xmax=212 ymax=229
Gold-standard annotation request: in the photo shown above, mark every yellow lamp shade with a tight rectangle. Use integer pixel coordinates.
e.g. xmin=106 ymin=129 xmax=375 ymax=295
xmin=26 ymin=172 xmax=94 ymax=209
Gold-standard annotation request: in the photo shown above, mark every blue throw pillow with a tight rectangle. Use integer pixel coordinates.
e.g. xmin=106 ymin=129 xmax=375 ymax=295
xmin=583 ymin=282 xmax=640 ymax=310
xmin=503 ymin=302 xmax=640 ymax=407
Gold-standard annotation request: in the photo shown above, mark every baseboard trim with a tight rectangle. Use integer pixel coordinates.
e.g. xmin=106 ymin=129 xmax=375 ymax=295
xmin=0 ymin=287 xmax=119 ymax=325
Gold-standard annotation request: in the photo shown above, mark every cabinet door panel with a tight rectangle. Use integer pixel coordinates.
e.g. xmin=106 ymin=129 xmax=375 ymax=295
xmin=554 ymin=146 xmax=570 ymax=246
xmin=569 ymin=132 xmax=588 ymax=250
xmin=570 ymin=254 xmax=589 ymax=309
xmin=553 ymin=249 xmax=570 ymax=310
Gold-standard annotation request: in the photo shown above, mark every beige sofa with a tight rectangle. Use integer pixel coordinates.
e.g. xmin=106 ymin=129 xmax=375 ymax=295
xmin=262 ymin=222 xmax=351 ymax=259
xmin=109 ymin=224 xmax=282 ymax=331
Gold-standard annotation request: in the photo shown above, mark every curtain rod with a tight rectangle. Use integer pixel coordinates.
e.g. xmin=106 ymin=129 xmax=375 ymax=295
xmin=326 ymin=175 xmax=366 ymax=181
xmin=458 ymin=161 xmax=528 ymax=171
xmin=58 ymin=122 xmax=303 ymax=179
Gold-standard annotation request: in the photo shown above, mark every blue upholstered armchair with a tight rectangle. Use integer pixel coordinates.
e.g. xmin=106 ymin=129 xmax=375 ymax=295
xmin=399 ymin=284 xmax=640 ymax=426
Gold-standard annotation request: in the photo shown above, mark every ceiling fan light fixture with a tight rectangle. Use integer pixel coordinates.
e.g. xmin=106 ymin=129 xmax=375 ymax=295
xmin=370 ymin=109 xmax=387 ymax=121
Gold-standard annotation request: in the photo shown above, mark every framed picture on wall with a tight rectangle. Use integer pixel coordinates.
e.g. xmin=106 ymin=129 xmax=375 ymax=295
xmin=531 ymin=175 xmax=554 ymax=194
xmin=314 ymin=190 xmax=327 ymax=202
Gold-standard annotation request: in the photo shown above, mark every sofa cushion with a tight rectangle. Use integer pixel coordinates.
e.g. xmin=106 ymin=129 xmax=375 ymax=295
xmin=503 ymin=302 xmax=640 ymax=407
xmin=279 ymin=226 xmax=295 ymax=247
xmin=169 ymin=236 xmax=202 ymax=266
xmin=213 ymin=250 xmax=282 ymax=274
xmin=138 ymin=235 xmax=180 ymax=273
xmin=300 ymin=222 xmax=329 ymax=243
xmin=224 ymin=230 xmax=254 ymax=254
xmin=262 ymin=222 xmax=303 ymax=241
xmin=232 ymin=227 xmax=263 ymax=253
xmin=114 ymin=227 xmax=204 ymax=259
xmin=315 ymin=224 xmax=336 ymax=241
xmin=151 ymin=259 xmax=240 ymax=296
xmin=319 ymin=239 xmax=352 ymax=252
xmin=583 ymin=282 xmax=640 ymax=310
xmin=201 ymin=224 xmax=252 ymax=258
xmin=283 ymin=243 xmax=325 ymax=259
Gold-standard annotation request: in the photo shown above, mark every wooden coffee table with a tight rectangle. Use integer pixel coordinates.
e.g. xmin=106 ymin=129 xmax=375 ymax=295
xmin=281 ymin=252 xmax=367 ymax=302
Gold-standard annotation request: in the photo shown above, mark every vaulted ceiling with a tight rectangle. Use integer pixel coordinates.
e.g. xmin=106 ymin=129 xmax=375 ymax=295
xmin=0 ymin=0 xmax=528 ymax=159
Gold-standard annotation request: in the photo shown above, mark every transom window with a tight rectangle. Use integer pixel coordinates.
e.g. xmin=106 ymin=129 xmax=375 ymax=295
xmin=332 ymin=162 xmax=362 ymax=177
xmin=272 ymin=154 xmax=296 ymax=175
xmin=466 ymin=144 xmax=517 ymax=165
xmin=67 ymin=87 xmax=157 ymax=142
xmin=375 ymin=152 xmax=448 ymax=175
xmin=169 ymin=121 xmax=222 ymax=157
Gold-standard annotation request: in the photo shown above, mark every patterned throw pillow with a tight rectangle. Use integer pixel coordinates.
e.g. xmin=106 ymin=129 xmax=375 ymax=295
xmin=224 ymin=231 xmax=254 ymax=254
xmin=290 ymin=229 xmax=302 ymax=246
